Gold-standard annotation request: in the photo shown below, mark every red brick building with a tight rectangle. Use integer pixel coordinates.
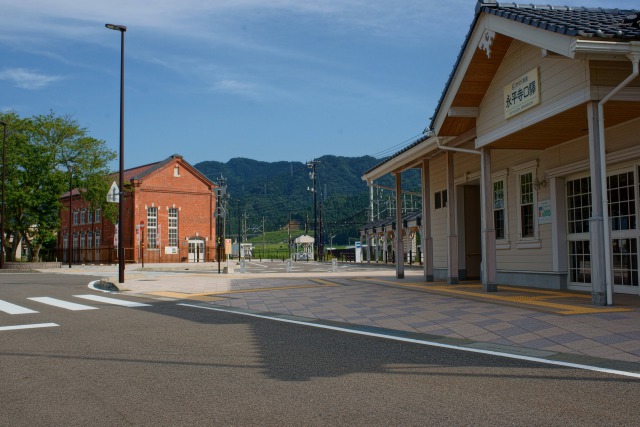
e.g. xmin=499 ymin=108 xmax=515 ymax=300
xmin=59 ymin=154 xmax=219 ymax=264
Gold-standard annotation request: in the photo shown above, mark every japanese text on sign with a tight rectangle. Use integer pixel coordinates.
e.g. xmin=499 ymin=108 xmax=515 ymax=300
xmin=503 ymin=67 xmax=540 ymax=119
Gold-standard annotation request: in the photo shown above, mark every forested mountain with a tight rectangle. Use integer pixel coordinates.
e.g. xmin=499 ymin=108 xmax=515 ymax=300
xmin=194 ymin=155 xmax=420 ymax=245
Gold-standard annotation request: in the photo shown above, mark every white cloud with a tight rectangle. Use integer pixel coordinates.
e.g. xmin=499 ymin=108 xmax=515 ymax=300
xmin=0 ymin=68 xmax=62 ymax=90
xmin=213 ymin=79 xmax=258 ymax=95
xmin=0 ymin=1 xmax=464 ymax=43
xmin=3 ymin=0 xmax=639 ymax=45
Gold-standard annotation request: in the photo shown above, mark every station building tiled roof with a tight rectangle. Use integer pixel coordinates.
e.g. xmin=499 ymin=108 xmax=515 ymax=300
xmin=483 ymin=2 xmax=640 ymax=39
xmin=363 ymin=1 xmax=640 ymax=177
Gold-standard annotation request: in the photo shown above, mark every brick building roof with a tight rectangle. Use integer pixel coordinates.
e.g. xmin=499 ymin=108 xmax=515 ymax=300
xmin=61 ymin=154 xmax=214 ymax=199
xmin=122 ymin=162 xmax=158 ymax=181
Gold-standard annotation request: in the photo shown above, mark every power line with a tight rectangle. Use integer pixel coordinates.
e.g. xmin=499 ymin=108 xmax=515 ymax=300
xmin=370 ymin=132 xmax=428 ymax=159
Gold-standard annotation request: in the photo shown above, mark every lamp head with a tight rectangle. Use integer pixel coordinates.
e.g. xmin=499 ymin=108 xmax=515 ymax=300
xmin=105 ymin=23 xmax=127 ymax=32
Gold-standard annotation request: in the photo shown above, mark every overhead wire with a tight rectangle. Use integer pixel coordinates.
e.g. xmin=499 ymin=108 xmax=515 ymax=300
xmin=370 ymin=131 xmax=427 ymax=159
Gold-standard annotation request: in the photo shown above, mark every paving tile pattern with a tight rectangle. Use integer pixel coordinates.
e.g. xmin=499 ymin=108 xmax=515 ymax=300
xmin=53 ymin=264 xmax=640 ymax=365
xmin=195 ymin=276 xmax=640 ymax=363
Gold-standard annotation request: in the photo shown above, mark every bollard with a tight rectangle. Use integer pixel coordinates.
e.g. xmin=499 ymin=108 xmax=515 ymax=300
xmin=240 ymin=260 xmax=246 ymax=273
xmin=332 ymin=258 xmax=338 ymax=272
xmin=286 ymin=259 xmax=292 ymax=273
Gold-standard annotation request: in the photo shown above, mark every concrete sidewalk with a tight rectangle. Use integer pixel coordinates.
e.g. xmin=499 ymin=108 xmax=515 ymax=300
xmin=49 ymin=262 xmax=640 ymax=372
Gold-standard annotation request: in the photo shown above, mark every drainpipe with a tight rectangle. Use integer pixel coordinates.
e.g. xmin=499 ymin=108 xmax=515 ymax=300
xmin=598 ymin=52 xmax=640 ymax=306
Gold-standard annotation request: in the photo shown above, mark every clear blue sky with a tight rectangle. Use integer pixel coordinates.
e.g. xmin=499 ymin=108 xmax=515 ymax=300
xmin=1 ymin=0 xmax=637 ymax=169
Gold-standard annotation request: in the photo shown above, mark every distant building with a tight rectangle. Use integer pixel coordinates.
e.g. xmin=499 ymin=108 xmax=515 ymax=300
xmin=293 ymin=234 xmax=314 ymax=260
xmin=58 ymin=154 xmax=219 ymax=264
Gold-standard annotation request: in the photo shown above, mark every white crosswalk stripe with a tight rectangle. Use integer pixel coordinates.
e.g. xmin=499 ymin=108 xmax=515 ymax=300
xmin=28 ymin=297 xmax=98 ymax=311
xmin=74 ymin=294 xmax=151 ymax=307
xmin=1 ymin=294 xmax=151 ymax=321
xmin=0 ymin=323 xmax=59 ymax=331
xmin=0 ymin=299 xmax=38 ymax=315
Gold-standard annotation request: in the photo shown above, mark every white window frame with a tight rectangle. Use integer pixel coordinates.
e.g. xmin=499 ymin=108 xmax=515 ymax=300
xmin=434 ymin=189 xmax=448 ymax=210
xmin=94 ymin=208 xmax=101 ymax=223
xmin=607 ymin=167 xmax=637 ymax=233
xmin=73 ymin=210 xmax=79 ymax=225
xmin=492 ymin=169 xmax=509 ymax=249
xmin=512 ymin=160 xmax=540 ymax=248
xmin=608 ymin=166 xmax=639 ymax=291
xmin=168 ymin=207 xmax=178 ymax=247
xmin=147 ymin=206 xmax=158 ymax=250
xmin=566 ymin=173 xmax=592 ymax=238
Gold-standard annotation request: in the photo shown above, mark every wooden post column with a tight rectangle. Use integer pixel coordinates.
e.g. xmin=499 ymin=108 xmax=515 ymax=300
xmin=395 ymin=172 xmax=405 ymax=279
xmin=480 ymin=147 xmax=497 ymax=291
xmin=446 ymin=151 xmax=459 ymax=284
xmin=421 ymin=159 xmax=434 ymax=281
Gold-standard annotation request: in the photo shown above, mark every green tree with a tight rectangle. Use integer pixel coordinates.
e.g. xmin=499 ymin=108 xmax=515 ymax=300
xmin=0 ymin=111 xmax=116 ymax=261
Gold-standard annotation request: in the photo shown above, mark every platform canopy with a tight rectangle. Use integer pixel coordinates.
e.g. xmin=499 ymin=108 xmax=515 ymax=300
xmin=294 ymin=235 xmax=314 ymax=244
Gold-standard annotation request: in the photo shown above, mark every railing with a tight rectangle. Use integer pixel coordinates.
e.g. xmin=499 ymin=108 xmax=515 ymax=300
xmin=40 ymin=247 xmax=129 ymax=265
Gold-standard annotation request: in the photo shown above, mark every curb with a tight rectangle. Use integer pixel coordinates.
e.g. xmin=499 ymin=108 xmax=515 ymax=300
xmin=95 ymin=279 xmax=120 ymax=292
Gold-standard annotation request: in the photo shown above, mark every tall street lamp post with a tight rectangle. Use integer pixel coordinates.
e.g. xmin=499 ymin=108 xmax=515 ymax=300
xmin=0 ymin=121 xmax=6 ymax=269
xmin=68 ymin=165 xmax=74 ymax=268
xmin=139 ymin=221 xmax=145 ymax=269
xmin=105 ymin=23 xmax=127 ymax=283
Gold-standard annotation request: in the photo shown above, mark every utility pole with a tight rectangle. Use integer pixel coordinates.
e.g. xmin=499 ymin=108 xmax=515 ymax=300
xmin=216 ymin=177 xmax=227 ymax=274
xmin=307 ymin=159 xmax=320 ymax=260
xmin=243 ymin=212 xmax=248 ymax=242
xmin=369 ymin=183 xmax=374 ymax=222
xmin=288 ymin=212 xmax=291 ymax=259
xmin=319 ymin=201 xmax=323 ymax=261
xmin=237 ymin=200 xmax=242 ymax=260
xmin=305 ymin=212 xmax=308 ymax=235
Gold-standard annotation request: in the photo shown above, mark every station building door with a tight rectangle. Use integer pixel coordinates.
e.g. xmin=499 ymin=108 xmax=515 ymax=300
xmin=566 ymin=168 xmax=640 ymax=295
xmin=188 ymin=238 xmax=205 ymax=263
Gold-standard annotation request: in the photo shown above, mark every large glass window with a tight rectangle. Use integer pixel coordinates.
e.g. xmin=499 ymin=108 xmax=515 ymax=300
xmin=168 ymin=208 xmax=178 ymax=247
xmin=73 ymin=210 xmax=79 ymax=225
xmin=567 ymin=177 xmax=591 ymax=234
xmin=519 ymin=172 xmax=534 ymax=238
xmin=567 ymin=177 xmax=592 ymax=286
xmin=147 ymin=207 xmax=158 ymax=249
xmin=493 ymin=180 xmax=505 ymax=239
xmin=569 ymin=240 xmax=591 ymax=284
xmin=612 ymin=238 xmax=638 ymax=287
xmin=80 ymin=209 xmax=86 ymax=225
xmin=608 ymin=171 xmax=636 ymax=231
xmin=94 ymin=208 xmax=101 ymax=223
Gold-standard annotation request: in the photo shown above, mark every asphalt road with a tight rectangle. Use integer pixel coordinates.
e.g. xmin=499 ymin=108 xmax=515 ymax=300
xmin=1 ymin=273 xmax=638 ymax=426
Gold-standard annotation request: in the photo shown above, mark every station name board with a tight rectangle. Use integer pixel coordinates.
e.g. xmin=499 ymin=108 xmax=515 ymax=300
xmin=504 ymin=67 xmax=540 ymax=119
